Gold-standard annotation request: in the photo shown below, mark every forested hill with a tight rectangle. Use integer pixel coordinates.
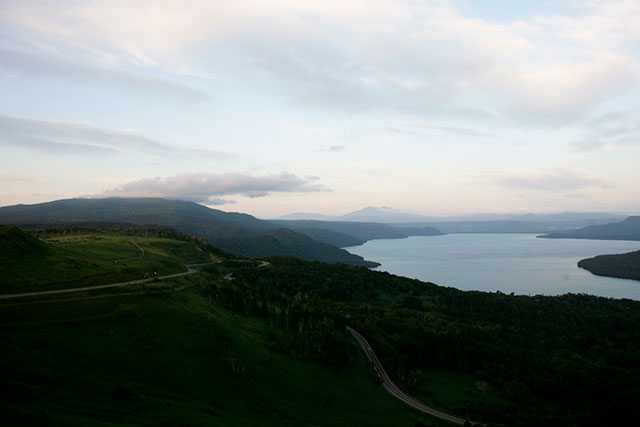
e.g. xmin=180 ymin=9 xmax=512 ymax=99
xmin=0 ymin=198 xmax=377 ymax=267
xmin=578 ymin=250 xmax=640 ymax=280
xmin=271 ymin=219 xmax=443 ymax=247
xmin=539 ymin=216 xmax=640 ymax=241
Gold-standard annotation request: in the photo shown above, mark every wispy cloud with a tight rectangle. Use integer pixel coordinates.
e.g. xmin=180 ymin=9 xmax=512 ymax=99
xmin=491 ymin=169 xmax=609 ymax=192
xmin=315 ymin=145 xmax=345 ymax=152
xmin=0 ymin=115 xmax=234 ymax=159
xmin=0 ymin=48 xmax=208 ymax=102
xmin=97 ymin=172 xmax=329 ymax=203
xmin=387 ymin=125 xmax=494 ymax=139
xmin=572 ymin=109 xmax=640 ymax=151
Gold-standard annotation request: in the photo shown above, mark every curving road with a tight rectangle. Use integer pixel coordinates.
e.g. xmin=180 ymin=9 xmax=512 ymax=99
xmin=0 ymin=263 xmax=214 ymax=300
xmin=114 ymin=240 xmax=145 ymax=263
xmin=347 ymin=326 xmax=480 ymax=426
xmin=0 ymin=258 xmax=270 ymax=300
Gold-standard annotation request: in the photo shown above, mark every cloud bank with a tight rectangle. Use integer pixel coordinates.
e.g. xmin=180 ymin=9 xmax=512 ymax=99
xmin=98 ymin=172 xmax=329 ymax=203
xmin=0 ymin=115 xmax=233 ymax=159
xmin=492 ymin=170 xmax=608 ymax=192
xmin=3 ymin=0 xmax=639 ymax=123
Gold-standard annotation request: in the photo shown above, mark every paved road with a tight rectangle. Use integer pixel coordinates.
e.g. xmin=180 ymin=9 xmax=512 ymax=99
xmin=114 ymin=240 xmax=145 ymax=263
xmin=0 ymin=263 xmax=214 ymax=300
xmin=347 ymin=326 xmax=479 ymax=426
xmin=223 ymin=260 xmax=270 ymax=281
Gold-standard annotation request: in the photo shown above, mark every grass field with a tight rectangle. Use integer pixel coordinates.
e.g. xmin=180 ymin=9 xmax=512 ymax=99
xmin=0 ymin=274 xmax=452 ymax=426
xmin=0 ymin=228 xmax=219 ymax=293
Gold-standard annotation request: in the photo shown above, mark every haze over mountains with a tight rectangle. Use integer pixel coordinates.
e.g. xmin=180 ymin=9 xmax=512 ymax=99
xmin=541 ymin=216 xmax=640 ymax=241
xmin=277 ymin=206 xmax=626 ymax=233
xmin=278 ymin=206 xmax=623 ymax=224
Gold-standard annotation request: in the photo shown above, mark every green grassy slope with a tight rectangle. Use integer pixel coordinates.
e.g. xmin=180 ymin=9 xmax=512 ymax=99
xmin=0 ymin=277 xmax=446 ymax=427
xmin=0 ymin=227 xmax=218 ymax=293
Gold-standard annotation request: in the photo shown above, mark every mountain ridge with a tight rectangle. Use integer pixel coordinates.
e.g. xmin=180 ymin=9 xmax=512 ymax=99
xmin=539 ymin=216 xmax=640 ymax=241
xmin=0 ymin=198 xmax=378 ymax=267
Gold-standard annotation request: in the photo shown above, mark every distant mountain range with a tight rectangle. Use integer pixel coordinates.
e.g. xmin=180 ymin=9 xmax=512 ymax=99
xmin=539 ymin=216 xmax=640 ymax=241
xmin=270 ymin=219 xmax=443 ymax=247
xmin=0 ymin=198 xmax=381 ymax=267
xmin=277 ymin=206 xmax=624 ymax=229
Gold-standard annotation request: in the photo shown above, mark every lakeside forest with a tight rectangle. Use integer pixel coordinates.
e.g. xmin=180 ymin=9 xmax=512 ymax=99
xmin=2 ymin=225 xmax=640 ymax=426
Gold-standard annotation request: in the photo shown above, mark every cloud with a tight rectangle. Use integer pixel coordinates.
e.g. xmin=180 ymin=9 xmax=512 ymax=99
xmin=572 ymin=109 xmax=640 ymax=151
xmin=0 ymin=115 xmax=234 ymax=159
xmin=491 ymin=169 xmax=609 ymax=192
xmin=3 ymin=1 xmax=639 ymax=123
xmin=0 ymin=48 xmax=208 ymax=102
xmin=97 ymin=172 xmax=329 ymax=203
xmin=387 ymin=125 xmax=494 ymax=139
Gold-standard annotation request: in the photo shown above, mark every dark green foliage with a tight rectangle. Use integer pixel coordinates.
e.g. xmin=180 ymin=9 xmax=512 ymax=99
xmin=206 ymin=226 xmax=379 ymax=267
xmin=0 ymin=225 xmax=51 ymax=258
xmin=578 ymin=250 xmax=640 ymax=280
xmin=225 ymin=257 xmax=640 ymax=426
xmin=0 ymin=278 xmax=443 ymax=427
xmin=540 ymin=216 xmax=640 ymax=241
xmin=281 ymin=227 xmax=366 ymax=247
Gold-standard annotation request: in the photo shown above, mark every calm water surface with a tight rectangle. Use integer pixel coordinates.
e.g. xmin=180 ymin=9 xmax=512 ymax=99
xmin=345 ymin=234 xmax=640 ymax=300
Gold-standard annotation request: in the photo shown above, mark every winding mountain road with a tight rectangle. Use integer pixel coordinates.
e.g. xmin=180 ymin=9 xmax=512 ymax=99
xmin=114 ymin=240 xmax=145 ymax=263
xmin=0 ymin=263 xmax=212 ymax=300
xmin=0 ymin=258 xmax=271 ymax=300
xmin=347 ymin=326 xmax=480 ymax=426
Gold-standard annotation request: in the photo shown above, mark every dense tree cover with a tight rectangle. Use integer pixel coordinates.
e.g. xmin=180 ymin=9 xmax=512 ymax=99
xmin=204 ymin=257 xmax=640 ymax=426
xmin=578 ymin=250 xmax=640 ymax=280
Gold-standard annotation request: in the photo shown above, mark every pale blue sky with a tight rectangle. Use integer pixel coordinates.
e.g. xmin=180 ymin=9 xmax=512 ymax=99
xmin=1 ymin=0 xmax=639 ymax=217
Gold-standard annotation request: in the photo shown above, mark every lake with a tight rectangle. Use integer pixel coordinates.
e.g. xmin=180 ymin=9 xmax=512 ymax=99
xmin=345 ymin=234 xmax=640 ymax=300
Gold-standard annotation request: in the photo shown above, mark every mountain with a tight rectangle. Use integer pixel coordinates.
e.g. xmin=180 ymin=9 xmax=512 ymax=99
xmin=274 ymin=227 xmax=365 ymax=248
xmin=276 ymin=212 xmax=339 ymax=221
xmin=506 ymin=212 xmax=624 ymax=228
xmin=0 ymin=198 xmax=377 ymax=267
xmin=338 ymin=206 xmax=443 ymax=223
xmin=394 ymin=220 xmax=562 ymax=234
xmin=539 ymin=216 xmax=640 ymax=241
xmin=578 ymin=250 xmax=640 ymax=281
xmin=276 ymin=207 xmax=623 ymax=228
xmin=270 ymin=219 xmax=408 ymax=243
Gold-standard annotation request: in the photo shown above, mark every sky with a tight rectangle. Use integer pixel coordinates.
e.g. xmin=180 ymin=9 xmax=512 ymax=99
xmin=1 ymin=0 xmax=639 ymax=218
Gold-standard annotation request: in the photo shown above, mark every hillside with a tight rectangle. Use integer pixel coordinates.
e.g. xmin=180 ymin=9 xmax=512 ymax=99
xmin=0 ymin=232 xmax=443 ymax=426
xmin=205 ymin=226 xmax=378 ymax=267
xmin=271 ymin=219 xmax=407 ymax=241
xmin=539 ymin=216 xmax=640 ymax=241
xmin=0 ymin=198 xmax=378 ymax=267
xmin=271 ymin=219 xmax=443 ymax=247
xmin=2 ymin=233 xmax=640 ymax=425
xmin=578 ymin=250 xmax=640 ymax=281
xmin=0 ymin=226 xmax=219 ymax=293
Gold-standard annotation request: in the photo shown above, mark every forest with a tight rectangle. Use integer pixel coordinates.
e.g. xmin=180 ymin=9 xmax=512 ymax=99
xmin=203 ymin=257 xmax=640 ymax=426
